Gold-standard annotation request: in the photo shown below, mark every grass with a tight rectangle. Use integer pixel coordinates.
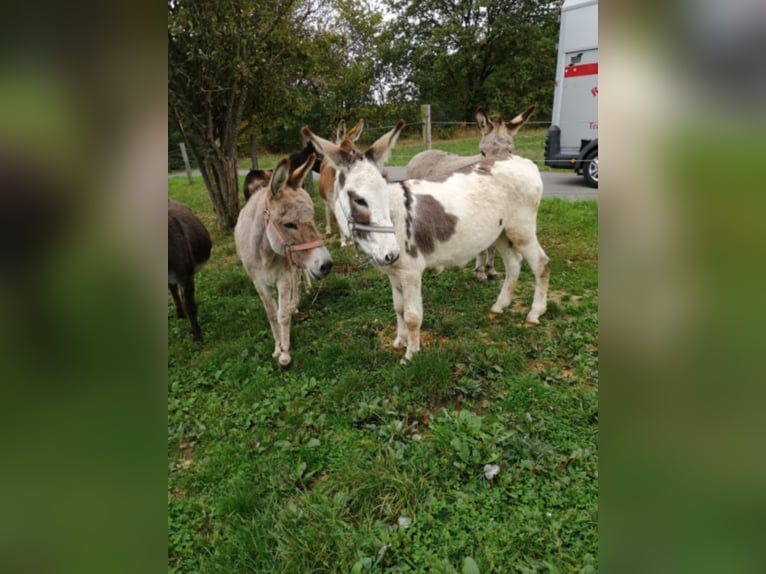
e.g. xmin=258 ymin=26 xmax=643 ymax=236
xmin=168 ymin=168 xmax=597 ymax=572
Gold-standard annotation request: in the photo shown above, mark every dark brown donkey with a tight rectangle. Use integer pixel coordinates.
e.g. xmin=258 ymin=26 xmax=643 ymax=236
xmin=168 ymin=199 xmax=212 ymax=341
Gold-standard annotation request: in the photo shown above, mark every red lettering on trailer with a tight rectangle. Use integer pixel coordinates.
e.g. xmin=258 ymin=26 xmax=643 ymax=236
xmin=591 ymin=86 xmax=598 ymax=97
xmin=564 ymin=62 xmax=598 ymax=78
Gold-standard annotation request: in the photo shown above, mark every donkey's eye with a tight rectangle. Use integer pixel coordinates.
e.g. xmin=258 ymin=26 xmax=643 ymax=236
xmin=284 ymin=222 xmax=298 ymax=230
xmin=353 ymin=197 xmax=369 ymax=208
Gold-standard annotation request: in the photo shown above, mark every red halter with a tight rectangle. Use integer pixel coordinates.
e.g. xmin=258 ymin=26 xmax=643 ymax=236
xmin=263 ymin=195 xmax=325 ymax=267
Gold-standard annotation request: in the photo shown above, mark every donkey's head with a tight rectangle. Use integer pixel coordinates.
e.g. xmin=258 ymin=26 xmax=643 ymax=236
xmin=302 ymin=120 xmax=405 ymax=266
xmin=265 ymin=152 xmax=332 ymax=279
xmin=476 ymin=104 xmax=536 ymax=157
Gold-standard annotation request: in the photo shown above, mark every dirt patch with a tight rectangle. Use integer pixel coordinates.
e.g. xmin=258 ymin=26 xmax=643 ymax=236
xmin=176 ymin=446 xmax=195 ymax=470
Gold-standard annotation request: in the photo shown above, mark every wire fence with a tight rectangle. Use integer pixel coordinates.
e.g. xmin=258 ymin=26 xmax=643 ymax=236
xmin=169 ymin=117 xmax=554 ymax=174
xmin=360 ymin=118 xmax=552 ymax=133
xmin=362 ymin=118 xmax=553 ymax=166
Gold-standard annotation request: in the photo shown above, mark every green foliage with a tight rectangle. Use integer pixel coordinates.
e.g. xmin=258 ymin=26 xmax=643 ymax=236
xmin=379 ymin=0 xmax=562 ymax=120
xmin=168 ymin=0 xmax=564 ymax=226
xmin=168 ymin=161 xmax=598 ymax=571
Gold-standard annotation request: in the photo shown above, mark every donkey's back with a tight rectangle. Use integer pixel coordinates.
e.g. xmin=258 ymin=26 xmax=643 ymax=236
xmin=403 ymin=155 xmax=543 ymax=268
xmin=406 ymin=150 xmax=482 ymax=181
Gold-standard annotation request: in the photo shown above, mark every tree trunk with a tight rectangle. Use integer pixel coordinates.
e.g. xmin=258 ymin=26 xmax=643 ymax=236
xmin=250 ymin=134 xmax=259 ymax=170
xmin=200 ymin=152 xmax=240 ymax=230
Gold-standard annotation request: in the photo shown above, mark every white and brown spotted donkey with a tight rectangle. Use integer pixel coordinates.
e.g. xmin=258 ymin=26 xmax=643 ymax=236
xmin=406 ymin=105 xmax=536 ymax=281
xmin=303 ymin=117 xmax=549 ymax=362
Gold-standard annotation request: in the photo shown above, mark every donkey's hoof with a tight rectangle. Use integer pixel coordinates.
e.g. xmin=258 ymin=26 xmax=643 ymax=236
xmin=475 ymin=272 xmax=488 ymax=283
xmin=278 ymin=353 xmax=292 ymax=367
xmin=490 ymin=304 xmax=504 ymax=314
xmin=523 ymin=317 xmax=540 ymax=327
xmin=392 ymin=336 xmax=405 ymax=349
xmin=487 ymin=271 xmax=499 ymax=280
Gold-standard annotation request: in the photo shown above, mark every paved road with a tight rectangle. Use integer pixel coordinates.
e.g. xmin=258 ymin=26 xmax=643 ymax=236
xmin=381 ymin=166 xmax=597 ymax=201
xmin=171 ymin=166 xmax=597 ymax=201
xmin=538 ymin=172 xmax=598 ymax=200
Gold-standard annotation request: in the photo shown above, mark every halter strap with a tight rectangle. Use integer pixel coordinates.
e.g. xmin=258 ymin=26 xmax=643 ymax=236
xmin=335 ymin=190 xmax=396 ymax=237
xmin=263 ymin=195 xmax=325 ymax=267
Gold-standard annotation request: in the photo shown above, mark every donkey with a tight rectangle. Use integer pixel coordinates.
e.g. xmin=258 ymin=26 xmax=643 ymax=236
xmin=168 ymin=199 xmax=213 ymax=341
xmin=318 ymin=119 xmax=364 ymax=246
xmin=302 ymin=120 xmax=549 ymax=362
xmin=406 ymin=105 xmax=536 ymax=282
xmin=234 ymin=151 xmax=333 ymax=367
xmin=242 ymin=141 xmax=322 ymax=202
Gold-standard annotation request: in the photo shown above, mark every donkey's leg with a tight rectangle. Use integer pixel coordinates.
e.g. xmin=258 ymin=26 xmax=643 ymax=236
xmin=388 ymin=274 xmax=408 ymax=349
xmin=475 ymin=247 xmax=498 ymax=282
xmin=490 ymin=239 xmax=522 ymax=314
xmin=484 ymin=246 xmax=498 ymax=280
xmin=169 ymin=283 xmax=185 ymax=318
xmin=275 ymin=275 xmax=294 ymax=367
xmin=400 ymin=272 xmax=424 ymax=362
xmin=289 ymin=273 xmax=302 ymax=315
xmin=338 ymin=223 xmax=349 ymax=248
xmin=253 ymin=282 xmax=282 ymax=360
xmin=180 ymin=276 xmax=202 ymax=341
xmin=517 ymin=237 xmax=551 ymax=325
xmin=324 ymin=200 xmax=333 ymax=236
xmin=474 ymin=251 xmax=488 ymax=282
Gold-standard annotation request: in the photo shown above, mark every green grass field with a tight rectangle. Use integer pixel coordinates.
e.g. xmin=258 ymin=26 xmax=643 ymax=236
xmin=168 ymin=165 xmax=597 ymax=572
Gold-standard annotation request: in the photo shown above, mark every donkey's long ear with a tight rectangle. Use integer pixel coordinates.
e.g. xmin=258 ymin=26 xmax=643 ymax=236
xmin=506 ymin=104 xmax=536 ymax=135
xmin=334 ymin=120 xmax=347 ymax=143
xmin=346 ymin=118 xmax=364 ymax=143
xmin=270 ymin=158 xmax=290 ymax=198
xmin=365 ymin=119 xmax=405 ymax=167
xmin=289 ymin=152 xmax=317 ymax=190
xmin=476 ymin=109 xmax=491 ymax=135
xmin=302 ymin=126 xmax=355 ymax=169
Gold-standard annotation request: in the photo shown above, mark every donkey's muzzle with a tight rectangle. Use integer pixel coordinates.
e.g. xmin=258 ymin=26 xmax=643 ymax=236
xmin=318 ymin=260 xmax=333 ymax=278
xmin=310 ymin=257 xmax=333 ymax=280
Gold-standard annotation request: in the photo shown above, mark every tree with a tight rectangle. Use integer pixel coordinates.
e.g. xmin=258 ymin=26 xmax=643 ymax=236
xmin=379 ymin=0 xmax=561 ymax=120
xmin=168 ymin=0 xmax=318 ymax=229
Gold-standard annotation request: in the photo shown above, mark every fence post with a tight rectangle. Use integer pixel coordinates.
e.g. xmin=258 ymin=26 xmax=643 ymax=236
xmin=179 ymin=143 xmax=194 ymax=184
xmin=250 ymin=134 xmax=259 ymax=170
xmin=421 ymin=104 xmax=432 ymax=150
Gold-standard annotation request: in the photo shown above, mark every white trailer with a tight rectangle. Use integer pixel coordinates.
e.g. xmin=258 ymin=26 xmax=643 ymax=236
xmin=544 ymin=0 xmax=599 ymax=188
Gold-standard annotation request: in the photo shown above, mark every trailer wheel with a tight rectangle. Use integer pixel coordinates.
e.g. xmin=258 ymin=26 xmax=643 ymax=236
xmin=583 ymin=149 xmax=598 ymax=188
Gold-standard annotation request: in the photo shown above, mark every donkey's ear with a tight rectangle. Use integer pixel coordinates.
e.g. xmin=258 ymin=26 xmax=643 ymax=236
xmin=270 ymin=158 xmax=290 ymax=198
xmin=346 ymin=118 xmax=365 ymax=143
xmin=289 ymin=152 xmax=317 ymax=190
xmin=302 ymin=126 xmax=352 ymax=169
xmin=506 ymin=104 xmax=536 ymax=134
xmin=476 ymin=108 xmax=491 ymax=134
xmin=365 ymin=119 xmax=405 ymax=167
xmin=334 ymin=120 xmax=347 ymax=143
